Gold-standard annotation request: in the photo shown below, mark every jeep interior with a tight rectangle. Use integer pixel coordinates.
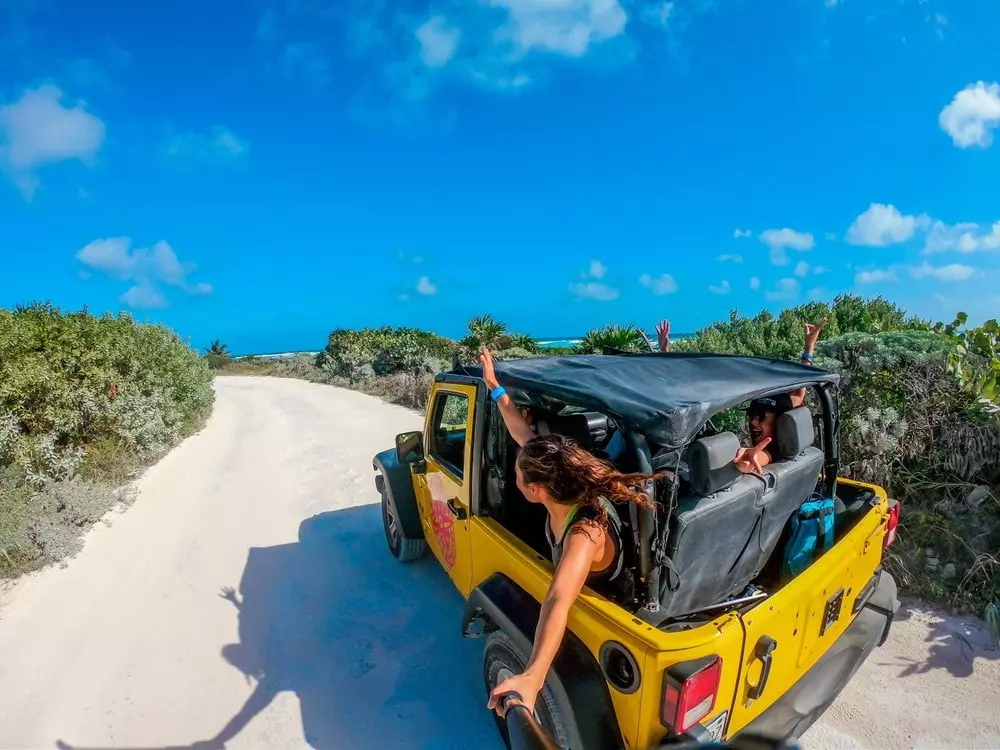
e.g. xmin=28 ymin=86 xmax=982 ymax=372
xmin=479 ymin=384 xmax=879 ymax=626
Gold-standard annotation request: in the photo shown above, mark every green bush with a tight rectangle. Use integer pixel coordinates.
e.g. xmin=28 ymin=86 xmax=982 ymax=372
xmin=1 ymin=302 xmax=214 ymax=577
xmin=672 ymin=294 xmax=928 ymax=359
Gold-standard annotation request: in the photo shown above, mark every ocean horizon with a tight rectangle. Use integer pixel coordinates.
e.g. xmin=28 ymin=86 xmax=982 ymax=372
xmin=238 ymin=332 xmax=692 ymax=359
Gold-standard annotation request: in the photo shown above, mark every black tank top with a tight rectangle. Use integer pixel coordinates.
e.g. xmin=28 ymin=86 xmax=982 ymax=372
xmin=544 ymin=497 xmax=625 ymax=597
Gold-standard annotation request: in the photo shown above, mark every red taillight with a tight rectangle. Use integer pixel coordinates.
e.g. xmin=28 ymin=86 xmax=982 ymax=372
xmin=661 ymin=657 xmax=722 ymax=734
xmin=884 ymin=499 xmax=900 ymax=549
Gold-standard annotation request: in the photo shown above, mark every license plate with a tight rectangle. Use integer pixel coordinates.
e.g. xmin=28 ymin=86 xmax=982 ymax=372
xmin=704 ymin=711 xmax=729 ymax=741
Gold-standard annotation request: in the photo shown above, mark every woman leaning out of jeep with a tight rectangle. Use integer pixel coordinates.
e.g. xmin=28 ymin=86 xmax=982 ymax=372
xmin=479 ymin=346 xmax=662 ymax=717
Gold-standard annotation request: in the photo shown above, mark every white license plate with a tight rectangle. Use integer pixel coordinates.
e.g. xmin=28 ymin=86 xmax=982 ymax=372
xmin=704 ymin=711 xmax=729 ymax=741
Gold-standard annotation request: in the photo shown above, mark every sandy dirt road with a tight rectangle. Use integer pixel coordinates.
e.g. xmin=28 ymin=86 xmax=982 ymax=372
xmin=1 ymin=376 xmax=998 ymax=750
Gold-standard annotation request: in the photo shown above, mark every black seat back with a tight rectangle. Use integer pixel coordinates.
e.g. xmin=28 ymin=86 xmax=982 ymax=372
xmin=755 ymin=407 xmax=824 ymax=567
xmin=659 ymin=432 xmax=765 ymax=618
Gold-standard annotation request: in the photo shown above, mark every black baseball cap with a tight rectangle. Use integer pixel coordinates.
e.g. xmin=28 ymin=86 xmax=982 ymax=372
xmin=747 ymin=393 xmax=794 ymax=416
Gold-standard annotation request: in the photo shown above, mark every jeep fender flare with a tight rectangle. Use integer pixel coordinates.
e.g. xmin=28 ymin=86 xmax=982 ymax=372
xmin=463 ymin=573 xmax=624 ymax=750
xmin=373 ymin=449 xmax=424 ymax=540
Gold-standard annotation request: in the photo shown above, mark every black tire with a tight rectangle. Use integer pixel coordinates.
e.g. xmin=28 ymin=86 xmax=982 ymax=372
xmin=483 ymin=630 xmax=571 ymax=750
xmin=381 ymin=488 xmax=426 ymax=562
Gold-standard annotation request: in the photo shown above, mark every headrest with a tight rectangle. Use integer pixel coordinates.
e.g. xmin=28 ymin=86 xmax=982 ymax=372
xmin=688 ymin=431 xmax=741 ymax=496
xmin=776 ymin=407 xmax=815 ymax=458
xmin=547 ymin=413 xmax=595 ymax=451
xmin=580 ymin=411 xmax=609 ymax=436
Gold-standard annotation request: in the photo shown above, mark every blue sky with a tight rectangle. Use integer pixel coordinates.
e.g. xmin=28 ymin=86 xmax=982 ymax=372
xmin=2 ymin=0 xmax=999 ymax=354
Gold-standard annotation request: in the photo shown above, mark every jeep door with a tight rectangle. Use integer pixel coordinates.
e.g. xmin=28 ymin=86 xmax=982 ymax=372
xmin=415 ymin=382 xmax=478 ymax=595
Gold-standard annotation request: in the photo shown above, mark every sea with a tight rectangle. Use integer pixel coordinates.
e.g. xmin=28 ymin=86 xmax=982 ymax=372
xmin=537 ymin=333 xmax=691 ymax=352
xmin=239 ymin=333 xmax=690 ymax=358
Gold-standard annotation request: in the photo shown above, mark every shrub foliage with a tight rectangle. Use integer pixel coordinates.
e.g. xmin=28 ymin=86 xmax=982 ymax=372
xmin=1 ymin=303 xmax=214 ymax=576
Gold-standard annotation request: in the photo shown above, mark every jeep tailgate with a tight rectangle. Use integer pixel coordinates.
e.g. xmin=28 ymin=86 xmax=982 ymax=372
xmin=724 ymin=480 xmax=894 ymax=737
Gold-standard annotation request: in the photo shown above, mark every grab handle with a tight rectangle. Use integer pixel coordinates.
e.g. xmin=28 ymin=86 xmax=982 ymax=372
xmin=748 ymin=636 xmax=777 ymax=701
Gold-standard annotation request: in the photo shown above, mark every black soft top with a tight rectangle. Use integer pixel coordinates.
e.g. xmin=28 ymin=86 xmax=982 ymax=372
xmin=460 ymin=353 xmax=839 ymax=449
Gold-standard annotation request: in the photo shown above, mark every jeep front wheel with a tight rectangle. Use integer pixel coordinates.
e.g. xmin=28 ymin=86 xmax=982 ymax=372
xmin=381 ymin=487 xmax=426 ymax=562
xmin=483 ymin=630 xmax=571 ymax=750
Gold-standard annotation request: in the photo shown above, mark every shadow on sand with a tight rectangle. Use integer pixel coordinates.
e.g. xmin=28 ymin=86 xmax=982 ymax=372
xmin=57 ymin=504 xmax=501 ymax=750
xmin=892 ymin=601 xmax=1000 ymax=680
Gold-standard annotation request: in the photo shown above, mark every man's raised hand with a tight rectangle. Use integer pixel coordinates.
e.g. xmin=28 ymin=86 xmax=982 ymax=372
xmin=804 ymin=317 xmax=829 ymax=350
xmin=734 ymin=437 xmax=772 ymax=475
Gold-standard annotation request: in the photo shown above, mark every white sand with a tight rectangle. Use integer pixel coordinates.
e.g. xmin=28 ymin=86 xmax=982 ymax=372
xmin=0 ymin=376 xmax=996 ymax=749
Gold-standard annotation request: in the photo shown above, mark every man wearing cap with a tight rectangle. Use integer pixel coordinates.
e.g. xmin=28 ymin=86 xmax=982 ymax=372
xmin=733 ymin=393 xmax=795 ymax=474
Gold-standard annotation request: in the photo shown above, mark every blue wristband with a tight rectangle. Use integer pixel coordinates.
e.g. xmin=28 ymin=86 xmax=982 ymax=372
xmin=490 ymin=386 xmax=507 ymax=401
xmin=801 ymin=352 xmax=815 ymax=362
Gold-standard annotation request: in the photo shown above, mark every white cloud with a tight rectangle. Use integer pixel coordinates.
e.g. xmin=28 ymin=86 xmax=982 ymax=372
xmin=718 ymin=254 xmax=743 ymax=264
xmin=164 ymin=127 xmax=248 ymax=164
xmin=416 ymin=16 xmax=461 ymax=67
xmin=586 ymin=259 xmax=607 ymax=279
xmin=709 ymin=280 xmax=731 ymax=295
xmin=813 ymin=265 xmax=829 ymax=275
xmin=733 ymin=228 xmax=752 ymax=239
xmin=759 ymin=228 xmax=814 ymax=265
xmin=416 ymin=276 xmax=437 ymax=295
xmin=765 ymin=278 xmax=800 ymax=302
xmin=639 ymin=273 xmax=678 ymax=295
xmin=825 ymin=232 xmax=837 ymax=242
xmin=77 ymin=237 xmax=135 ymax=278
xmin=571 ymin=281 xmax=619 ymax=301
xmin=749 ymin=276 xmax=761 ymax=291
xmin=0 ymin=85 xmax=105 ymax=198
xmin=846 ymin=203 xmax=929 ymax=246
xmin=924 ymin=220 xmax=1000 ymax=254
xmin=909 ymin=262 xmax=975 ymax=282
xmin=495 ymin=0 xmax=628 ymax=58
xmin=120 ymin=285 xmax=168 ymax=310
xmin=855 ymin=268 xmax=898 ymax=284
xmin=794 ymin=261 xmax=810 ymax=277
xmin=77 ymin=237 xmax=211 ymax=309
xmin=939 ymin=82 xmax=1000 ymax=149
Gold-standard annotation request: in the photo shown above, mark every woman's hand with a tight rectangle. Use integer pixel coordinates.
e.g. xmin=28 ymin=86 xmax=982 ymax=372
xmin=480 ymin=346 xmax=500 ymax=390
xmin=656 ymin=320 xmax=671 ymax=353
xmin=735 ymin=437 xmax=772 ymax=475
xmin=487 ymin=671 xmax=544 ymax=716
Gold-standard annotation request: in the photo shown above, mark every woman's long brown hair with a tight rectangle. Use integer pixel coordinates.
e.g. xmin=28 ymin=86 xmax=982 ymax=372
xmin=516 ymin=433 xmax=659 ymax=530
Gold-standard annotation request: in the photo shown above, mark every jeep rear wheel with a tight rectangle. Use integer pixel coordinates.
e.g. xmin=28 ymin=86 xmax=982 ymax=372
xmin=381 ymin=487 xmax=426 ymax=562
xmin=483 ymin=630 xmax=571 ymax=750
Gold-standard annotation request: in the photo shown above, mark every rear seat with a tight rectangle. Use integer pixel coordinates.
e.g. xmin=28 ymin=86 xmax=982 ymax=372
xmin=658 ymin=407 xmax=824 ymax=618
xmin=755 ymin=407 xmax=824 ymax=566
xmin=659 ymin=432 xmax=766 ymax=618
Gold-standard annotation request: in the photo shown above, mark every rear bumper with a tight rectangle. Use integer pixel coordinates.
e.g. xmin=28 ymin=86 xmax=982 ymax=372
xmin=736 ymin=570 xmax=900 ymax=743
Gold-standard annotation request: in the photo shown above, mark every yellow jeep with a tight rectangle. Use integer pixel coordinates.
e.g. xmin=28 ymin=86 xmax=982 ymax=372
xmin=373 ymin=353 xmax=900 ymax=749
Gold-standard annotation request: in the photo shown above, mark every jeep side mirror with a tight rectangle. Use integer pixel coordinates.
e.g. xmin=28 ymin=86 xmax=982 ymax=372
xmin=395 ymin=431 xmax=425 ymax=467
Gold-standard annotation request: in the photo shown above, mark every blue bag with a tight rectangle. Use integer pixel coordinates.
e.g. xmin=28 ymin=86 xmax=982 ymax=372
xmin=784 ymin=497 xmax=836 ymax=577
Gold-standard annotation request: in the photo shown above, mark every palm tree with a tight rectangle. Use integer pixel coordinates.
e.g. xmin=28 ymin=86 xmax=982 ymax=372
xmin=206 ymin=340 xmax=231 ymax=357
xmin=578 ymin=324 xmax=648 ymax=354
xmin=460 ymin=315 xmax=511 ymax=352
